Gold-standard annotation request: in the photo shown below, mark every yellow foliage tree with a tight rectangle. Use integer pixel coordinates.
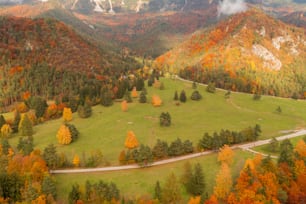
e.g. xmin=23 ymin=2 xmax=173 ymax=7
xmin=121 ymin=100 xmax=128 ymax=112
xmin=73 ymin=154 xmax=80 ymax=167
xmin=131 ymin=87 xmax=138 ymax=98
xmin=56 ymin=125 xmax=72 ymax=145
xmin=151 ymin=95 xmax=162 ymax=107
xmin=188 ymin=196 xmax=201 ymax=204
xmin=217 ymin=145 xmax=234 ymax=166
xmin=1 ymin=124 xmax=12 ymax=138
xmin=62 ymin=107 xmax=72 ymax=122
xmin=32 ymin=194 xmax=46 ymax=204
xmin=124 ymin=131 xmax=139 ymax=149
xmin=214 ymin=163 xmax=233 ymax=200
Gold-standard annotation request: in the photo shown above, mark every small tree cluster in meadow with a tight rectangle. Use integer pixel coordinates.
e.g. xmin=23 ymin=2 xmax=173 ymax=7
xmin=198 ymin=124 xmax=261 ymax=151
xmin=68 ymin=180 xmax=120 ymax=204
xmin=160 ymin=112 xmax=171 ymax=127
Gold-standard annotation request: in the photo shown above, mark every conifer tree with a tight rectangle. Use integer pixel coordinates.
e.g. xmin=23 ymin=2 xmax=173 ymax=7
xmin=12 ymin=110 xmax=21 ymax=133
xmin=190 ymin=163 xmax=205 ymax=196
xmin=77 ymin=103 xmax=92 ymax=118
xmin=43 ymin=144 xmax=58 ymax=169
xmin=154 ymin=181 xmax=162 ymax=201
xmin=139 ymin=91 xmax=147 ymax=103
xmin=180 ymin=90 xmax=187 ymax=102
xmin=18 ymin=113 xmax=33 ymax=136
xmin=0 ymin=115 xmax=6 ymax=129
xmin=174 ymin=91 xmax=179 ymax=101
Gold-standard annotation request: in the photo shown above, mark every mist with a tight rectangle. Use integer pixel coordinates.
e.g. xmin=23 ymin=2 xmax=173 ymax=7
xmin=218 ymin=0 xmax=247 ymax=16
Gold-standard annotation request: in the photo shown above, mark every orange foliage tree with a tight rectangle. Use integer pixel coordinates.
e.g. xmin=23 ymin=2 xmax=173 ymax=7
xmin=131 ymin=87 xmax=138 ymax=98
xmin=121 ymin=100 xmax=128 ymax=112
xmin=188 ymin=196 xmax=201 ymax=204
xmin=152 ymin=95 xmax=162 ymax=107
xmin=124 ymin=131 xmax=139 ymax=149
xmin=56 ymin=124 xmax=72 ymax=145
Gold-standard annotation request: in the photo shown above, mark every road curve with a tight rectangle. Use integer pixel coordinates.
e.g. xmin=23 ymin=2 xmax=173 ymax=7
xmin=50 ymin=129 xmax=306 ymax=174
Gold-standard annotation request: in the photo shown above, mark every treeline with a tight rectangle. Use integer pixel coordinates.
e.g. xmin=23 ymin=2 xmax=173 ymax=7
xmin=179 ymin=65 xmax=306 ymax=99
xmin=119 ymin=125 xmax=261 ymax=166
xmin=198 ymin=124 xmax=261 ymax=151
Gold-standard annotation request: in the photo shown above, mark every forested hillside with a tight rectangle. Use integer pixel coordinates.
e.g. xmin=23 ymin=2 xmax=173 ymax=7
xmin=154 ymin=9 xmax=306 ymax=98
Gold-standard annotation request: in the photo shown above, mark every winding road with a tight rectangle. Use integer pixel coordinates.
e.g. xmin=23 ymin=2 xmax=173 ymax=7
xmin=50 ymin=129 xmax=306 ymax=174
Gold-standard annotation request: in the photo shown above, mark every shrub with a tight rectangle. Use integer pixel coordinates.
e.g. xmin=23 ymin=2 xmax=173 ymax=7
xmin=160 ymin=112 xmax=171 ymax=127
xmin=190 ymin=90 xmax=202 ymax=101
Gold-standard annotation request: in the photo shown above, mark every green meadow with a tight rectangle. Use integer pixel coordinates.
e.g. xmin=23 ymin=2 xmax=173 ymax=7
xmin=8 ymin=77 xmax=306 ymax=164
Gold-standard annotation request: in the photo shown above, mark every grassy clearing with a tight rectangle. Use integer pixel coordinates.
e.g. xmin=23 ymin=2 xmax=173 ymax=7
xmin=54 ymin=149 xmax=253 ymax=203
xmin=7 ymin=78 xmax=306 ymax=164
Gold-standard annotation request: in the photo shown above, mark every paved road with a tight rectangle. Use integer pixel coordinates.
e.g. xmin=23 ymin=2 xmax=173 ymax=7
xmin=50 ymin=129 xmax=306 ymax=174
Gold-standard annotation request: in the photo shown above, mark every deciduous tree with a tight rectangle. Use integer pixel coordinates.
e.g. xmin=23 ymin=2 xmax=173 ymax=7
xmin=214 ymin=163 xmax=232 ymax=200
xmin=124 ymin=131 xmax=139 ymax=149
xmin=218 ymin=145 xmax=234 ymax=166
xmin=73 ymin=154 xmax=80 ymax=167
xmin=1 ymin=124 xmax=12 ymax=138
xmin=121 ymin=100 xmax=128 ymax=112
xmin=161 ymin=173 xmax=182 ymax=204
xmin=62 ymin=107 xmax=72 ymax=122
xmin=152 ymin=95 xmax=162 ymax=107
xmin=56 ymin=125 xmax=72 ymax=145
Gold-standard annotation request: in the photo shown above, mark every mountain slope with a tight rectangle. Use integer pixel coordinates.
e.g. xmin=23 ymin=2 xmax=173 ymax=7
xmin=154 ymin=9 xmax=306 ymax=98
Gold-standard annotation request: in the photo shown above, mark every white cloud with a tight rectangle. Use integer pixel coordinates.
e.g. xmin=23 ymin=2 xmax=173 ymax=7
xmin=218 ymin=0 xmax=247 ymax=16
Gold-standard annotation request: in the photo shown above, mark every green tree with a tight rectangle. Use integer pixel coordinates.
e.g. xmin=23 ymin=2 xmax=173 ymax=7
xmin=160 ymin=112 xmax=171 ymax=127
xmin=192 ymin=81 xmax=197 ymax=89
xmin=12 ymin=110 xmax=21 ymax=133
xmin=190 ymin=90 xmax=202 ymax=101
xmin=268 ymin=137 xmax=279 ymax=153
xmin=206 ymin=82 xmax=216 ymax=93
xmin=17 ymin=136 xmax=33 ymax=155
xmin=198 ymin=133 xmax=213 ymax=150
xmin=276 ymin=106 xmax=282 ymax=114
xmin=152 ymin=139 xmax=168 ymax=159
xmin=1 ymin=138 xmax=11 ymax=155
xmin=181 ymin=162 xmax=193 ymax=194
xmin=65 ymin=123 xmax=79 ymax=142
xmin=278 ymin=139 xmax=294 ymax=166
xmin=179 ymin=90 xmax=187 ymax=102
xmin=0 ymin=115 xmax=5 ymax=129
xmin=101 ymin=89 xmax=113 ymax=107
xmin=77 ymin=103 xmax=92 ymax=118
xmin=183 ymin=140 xmax=194 ymax=154
xmin=42 ymin=175 xmax=57 ymax=200
xmin=26 ymin=96 xmax=48 ymax=118
xmin=43 ymin=144 xmax=58 ymax=169
xmin=68 ymin=183 xmax=81 ymax=204
xmin=18 ymin=113 xmax=33 ymax=136
xmin=161 ymin=173 xmax=182 ymax=204
xmin=174 ymin=91 xmax=178 ymax=101
xmin=154 ymin=181 xmax=162 ymax=201
xmin=168 ymin=138 xmax=184 ymax=156
xmin=189 ymin=163 xmax=205 ymax=196
xmin=133 ymin=144 xmax=153 ymax=167
xmin=139 ymin=90 xmax=147 ymax=103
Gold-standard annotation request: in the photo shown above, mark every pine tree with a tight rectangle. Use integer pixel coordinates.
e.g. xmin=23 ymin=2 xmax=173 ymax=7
xmin=43 ymin=144 xmax=58 ymax=169
xmin=139 ymin=91 xmax=147 ymax=103
xmin=0 ymin=115 xmax=6 ymax=129
xmin=190 ymin=90 xmax=202 ymax=101
xmin=18 ymin=113 xmax=33 ymax=136
xmin=190 ymin=163 xmax=205 ymax=196
xmin=174 ymin=91 xmax=179 ymax=101
xmin=65 ymin=123 xmax=79 ymax=142
xmin=77 ymin=103 xmax=92 ymax=118
xmin=42 ymin=175 xmax=57 ymax=200
xmin=160 ymin=112 xmax=171 ymax=127
xmin=180 ymin=90 xmax=187 ymax=102
xmin=68 ymin=184 xmax=81 ymax=204
xmin=154 ymin=181 xmax=162 ymax=201
xmin=268 ymin=137 xmax=279 ymax=152
xmin=12 ymin=110 xmax=21 ymax=133
xmin=278 ymin=139 xmax=294 ymax=166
